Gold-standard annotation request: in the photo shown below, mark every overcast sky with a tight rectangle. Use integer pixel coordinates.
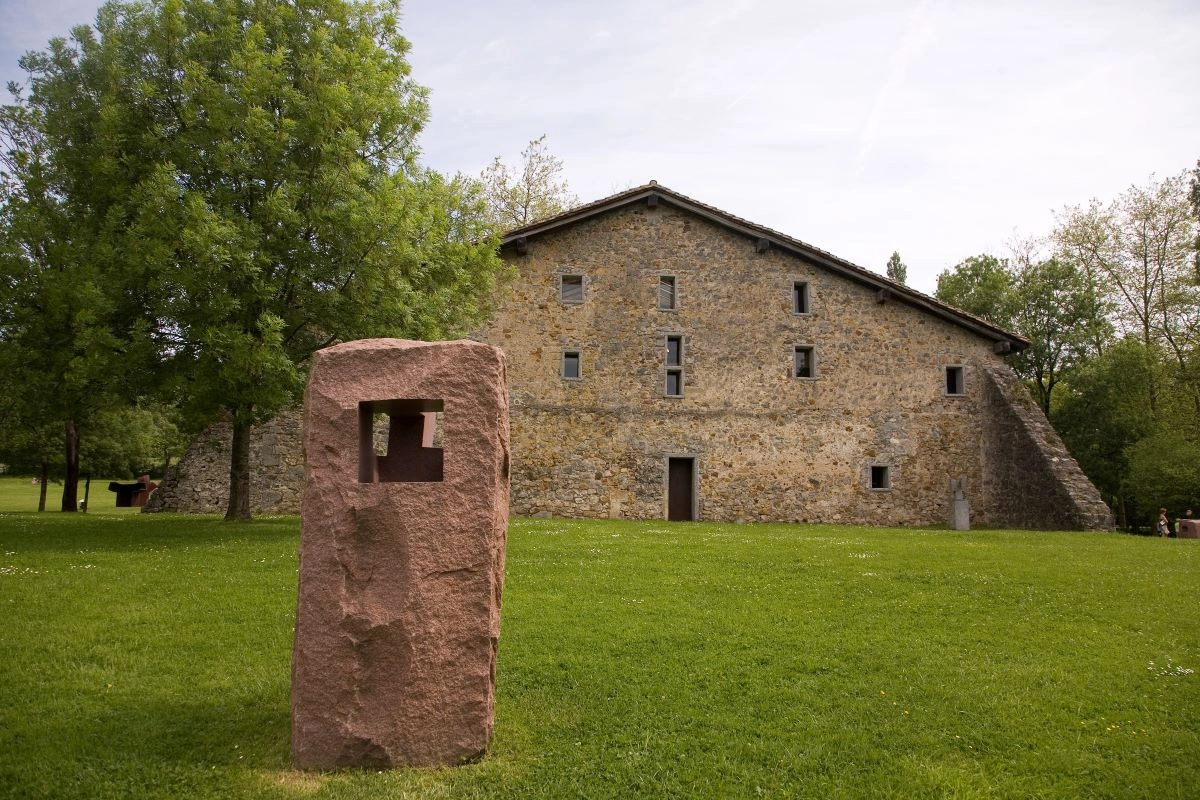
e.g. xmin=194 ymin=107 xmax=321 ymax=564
xmin=2 ymin=0 xmax=1197 ymax=293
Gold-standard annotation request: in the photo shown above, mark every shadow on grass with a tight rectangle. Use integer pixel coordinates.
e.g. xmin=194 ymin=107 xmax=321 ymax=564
xmin=7 ymin=686 xmax=294 ymax=795
xmin=138 ymin=693 xmax=292 ymax=770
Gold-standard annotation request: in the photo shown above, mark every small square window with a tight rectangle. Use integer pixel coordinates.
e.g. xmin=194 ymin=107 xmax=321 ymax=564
xmin=794 ymin=345 xmax=815 ymax=378
xmin=659 ymin=276 xmax=677 ymax=310
xmin=793 ymin=281 xmax=810 ymax=314
xmin=666 ymin=335 xmax=682 ymax=367
xmin=946 ymin=365 xmax=964 ymax=395
xmin=870 ymin=465 xmax=891 ymax=490
xmin=561 ymin=274 xmax=584 ymax=304
xmin=666 ymin=369 xmax=683 ymax=397
xmin=562 ymin=351 xmax=581 ymax=379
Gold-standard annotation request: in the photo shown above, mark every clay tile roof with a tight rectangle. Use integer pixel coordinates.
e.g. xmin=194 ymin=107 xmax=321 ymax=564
xmin=501 ymin=181 xmax=1029 ymax=353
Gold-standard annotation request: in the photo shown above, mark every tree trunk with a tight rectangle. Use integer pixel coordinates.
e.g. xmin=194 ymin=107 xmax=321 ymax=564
xmin=1035 ymin=379 xmax=1051 ymax=418
xmin=61 ymin=419 xmax=79 ymax=512
xmin=37 ymin=462 xmax=48 ymax=512
xmin=224 ymin=418 xmax=253 ymax=522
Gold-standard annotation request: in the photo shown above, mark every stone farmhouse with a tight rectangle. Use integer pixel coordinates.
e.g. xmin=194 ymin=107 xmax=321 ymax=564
xmin=148 ymin=182 xmax=1113 ymax=530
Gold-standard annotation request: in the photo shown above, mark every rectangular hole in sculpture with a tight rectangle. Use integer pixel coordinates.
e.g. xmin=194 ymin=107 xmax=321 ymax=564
xmin=370 ymin=411 xmax=445 ymax=453
xmin=358 ymin=399 xmax=444 ymax=483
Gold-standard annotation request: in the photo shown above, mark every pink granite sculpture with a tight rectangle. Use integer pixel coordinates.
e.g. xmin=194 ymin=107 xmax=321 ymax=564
xmin=292 ymin=339 xmax=509 ymax=769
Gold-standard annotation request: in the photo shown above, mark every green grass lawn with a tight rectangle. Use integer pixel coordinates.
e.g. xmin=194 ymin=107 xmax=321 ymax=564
xmin=0 ymin=475 xmax=142 ymax=515
xmin=1 ymin=511 xmax=1198 ymax=799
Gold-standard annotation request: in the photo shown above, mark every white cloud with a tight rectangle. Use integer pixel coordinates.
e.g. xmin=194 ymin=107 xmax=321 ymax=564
xmin=3 ymin=0 xmax=1198 ymax=292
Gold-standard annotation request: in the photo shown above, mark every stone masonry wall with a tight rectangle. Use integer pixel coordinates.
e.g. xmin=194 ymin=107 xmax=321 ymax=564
xmin=144 ymin=411 xmax=304 ymax=514
xmin=976 ymin=362 xmax=1114 ymax=529
xmin=150 ymin=200 xmax=1114 ymax=530
xmin=482 ymin=203 xmax=1040 ymax=527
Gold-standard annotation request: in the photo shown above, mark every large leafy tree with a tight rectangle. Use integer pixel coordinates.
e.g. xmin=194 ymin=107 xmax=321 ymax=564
xmin=1011 ymin=258 xmax=1106 ymax=416
xmin=933 ymin=171 xmax=1200 ymax=527
xmin=0 ymin=27 xmax=160 ymax=511
xmin=1053 ymin=172 xmax=1197 ymax=417
xmin=1052 ymin=337 xmax=1159 ymax=527
xmin=936 ymin=252 xmax=1109 ymax=417
xmin=2 ymin=0 xmax=506 ymax=520
xmin=1050 ymin=171 xmax=1200 ymax=524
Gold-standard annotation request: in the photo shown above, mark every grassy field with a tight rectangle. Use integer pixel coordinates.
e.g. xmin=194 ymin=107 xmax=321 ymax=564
xmin=0 ymin=475 xmax=142 ymax=515
xmin=1 ymin=509 xmax=1198 ymax=799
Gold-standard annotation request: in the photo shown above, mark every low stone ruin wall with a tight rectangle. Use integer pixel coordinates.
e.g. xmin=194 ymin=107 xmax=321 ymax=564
xmin=977 ymin=363 xmax=1114 ymax=530
xmin=143 ymin=412 xmax=304 ymax=515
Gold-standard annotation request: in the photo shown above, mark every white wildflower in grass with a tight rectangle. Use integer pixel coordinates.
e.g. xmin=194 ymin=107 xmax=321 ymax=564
xmin=1149 ymin=659 xmax=1195 ymax=678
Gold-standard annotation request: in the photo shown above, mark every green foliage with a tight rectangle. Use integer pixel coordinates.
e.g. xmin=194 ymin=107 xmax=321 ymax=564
xmin=884 ymin=250 xmax=906 ymax=285
xmin=938 ymin=167 xmax=1199 ymax=526
xmin=115 ymin=0 xmax=504 ymax=424
xmin=1053 ymin=171 xmax=1195 ymax=353
xmin=937 ymin=254 xmax=1102 ymax=415
xmin=79 ymin=404 xmax=186 ymax=478
xmin=0 ymin=339 xmax=59 ymax=479
xmin=1191 ymin=159 xmax=1200 ymax=275
xmin=934 ymin=253 xmax=1017 ymax=328
xmin=0 ymin=395 xmax=183 ymax=503
xmin=1053 ymin=338 xmax=1158 ymax=521
xmin=1011 ymin=257 xmax=1108 ymax=415
xmin=2 ymin=0 xmax=507 ymax=519
xmin=1046 ymin=171 xmax=1200 ymax=523
xmin=0 ymin=26 xmax=161 ymax=509
xmin=0 ymin=408 xmax=60 ymax=477
xmin=143 ymin=403 xmax=190 ymax=475
xmin=1123 ymin=432 xmax=1200 ymax=520
xmin=481 ymin=134 xmax=577 ymax=229
xmin=2 ymin=515 xmax=1199 ymax=798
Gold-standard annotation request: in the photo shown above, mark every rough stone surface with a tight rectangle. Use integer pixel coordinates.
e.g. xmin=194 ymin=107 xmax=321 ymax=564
xmin=977 ymin=362 xmax=1115 ymax=530
xmin=291 ymin=339 xmax=509 ymax=770
xmin=479 ymin=201 xmax=1113 ymax=528
xmin=150 ymin=195 xmax=1113 ymax=531
xmin=952 ymin=499 xmax=970 ymax=530
xmin=143 ymin=412 xmax=304 ymax=514
xmin=950 ymin=478 xmax=970 ymax=530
